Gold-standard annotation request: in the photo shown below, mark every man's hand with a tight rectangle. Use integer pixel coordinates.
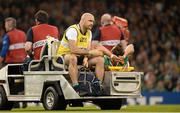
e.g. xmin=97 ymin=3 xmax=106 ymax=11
xmin=110 ymin=54 xmax=118 ymax=60
xmin=0 ymin=57 xmax=4 ymax=63
xmin=83 ymin=57 xmax=88 ymax=68
xmin=26 ymin=50 xmax=34 ymax=58
xmin=118 ymin=56 xmax=125 ymax=64
xmin=110 ymin=54 xmax=125 ymax=64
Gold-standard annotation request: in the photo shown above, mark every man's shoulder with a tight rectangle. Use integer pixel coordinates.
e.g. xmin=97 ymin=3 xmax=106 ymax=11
xmin=69 ymin=24 xmax=77 ymax=28
xmin=7 ymin=29 xmax=25 ymax=35
xmin=32 ymin=24 xmax=57 ymax=29
xmin=15 ymin=29 xmax=26 ymax=34
xmin=66 ymin=24 xmax=78 ymax=33
xmin=100 ymin=24 xmax=119 ymax=29
xmin=47 ymin=24 xmax=58 ymax=29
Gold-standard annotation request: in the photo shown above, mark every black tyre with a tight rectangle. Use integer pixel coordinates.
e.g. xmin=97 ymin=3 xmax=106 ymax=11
xmin=93 ymin=99 xmax=122 ymax=110
xmin=42 ymin=86 xmax=67 ymax=110
xmin=0 ymin=86 xmax=13 ymax=110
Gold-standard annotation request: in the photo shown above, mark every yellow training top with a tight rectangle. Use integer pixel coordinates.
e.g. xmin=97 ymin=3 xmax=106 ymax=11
xmin=57 ymin=24 xmax=91 ymax=55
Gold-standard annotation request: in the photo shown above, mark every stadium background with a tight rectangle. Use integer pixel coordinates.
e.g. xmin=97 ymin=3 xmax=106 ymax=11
xmin=0 ymin=0 xmax=179 ymax=105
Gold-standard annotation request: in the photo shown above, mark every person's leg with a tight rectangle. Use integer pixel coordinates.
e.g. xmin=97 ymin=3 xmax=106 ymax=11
xmin=88 ymin=56 xmax=104 ymax=82
xmin=64 ymin=54 xmax=78 ymax=85
xmin=95 ymin=45 xmax=112 ymax=57
xmin=91 ymin=43 xmax=112 ymax=57
xmin=64 ymin=54 xmax=88 ymax=96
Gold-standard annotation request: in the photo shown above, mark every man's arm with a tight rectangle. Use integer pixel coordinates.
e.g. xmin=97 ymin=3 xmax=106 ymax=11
xmin=25 ymin=42 xmax=32 ymax=54
xmin=87 ymin=31 xmax=92 ymax=50
xmin=0 ymin=34 xmax=9 ymax=63
xmin=25 ymin=28 xmax=33 ymax=55
xmin=66 ymin=27 xmax=89 ymax=55
xmin=123 ymin=44 xmax=134 ymax=58
xmin=69 ymin=40 xmax=89 ymax=55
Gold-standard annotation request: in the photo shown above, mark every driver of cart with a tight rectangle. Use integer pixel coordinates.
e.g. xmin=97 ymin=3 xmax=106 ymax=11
xmin=56 ymin=13 xmax=105 ymax=94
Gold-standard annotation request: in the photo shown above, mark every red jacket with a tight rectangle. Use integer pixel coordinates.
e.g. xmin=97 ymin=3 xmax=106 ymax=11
xmin=5 ymin=29 xmax=27 ymax=63
xmin=100 ymin=25 xmax=123 ymax=50
xmin=32 ymin=24 xmax=59 ymax=60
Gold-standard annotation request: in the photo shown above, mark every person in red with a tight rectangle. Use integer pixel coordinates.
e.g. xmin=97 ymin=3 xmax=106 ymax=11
xmin=112 ymin=16 xmax=130 ymax=42
xmin=25 ymin=10 xmax=59 ymax=60
xmin=92 ymin=13 xmax=128 ymax=65
xmin=93 ymin=13 xmax=126 ymax=51
xmin=0 ymin=17 xmax=27 ymax=65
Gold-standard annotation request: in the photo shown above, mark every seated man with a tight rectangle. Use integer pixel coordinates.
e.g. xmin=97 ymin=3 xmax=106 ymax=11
xmin=56 ymin=13 xmax=104 ymax=94
xmin=91 ymin=41 xmax=134 ymax=69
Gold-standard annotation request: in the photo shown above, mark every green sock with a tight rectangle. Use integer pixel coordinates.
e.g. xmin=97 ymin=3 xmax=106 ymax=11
xmin=72 ymin=83 xmax=79 ymax=88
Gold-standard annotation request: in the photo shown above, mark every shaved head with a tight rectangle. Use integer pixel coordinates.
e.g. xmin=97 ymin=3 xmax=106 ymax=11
xmin=79 ymin=13 xmax=95 ymax=33
xmin=101 ymin=13 xmax=112 ymax=26
xmin=81 ymin=13 xmax=94 ymax=20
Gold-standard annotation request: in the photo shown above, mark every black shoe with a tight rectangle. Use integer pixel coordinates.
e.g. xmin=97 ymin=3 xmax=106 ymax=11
xmin=73 ymin=85 xmax=88 ymax=96
xmin=78 ymin=90 xmax=88 ymax=96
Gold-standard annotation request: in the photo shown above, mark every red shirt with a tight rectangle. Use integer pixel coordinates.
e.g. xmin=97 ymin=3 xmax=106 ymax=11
xmin=99 ymin=25 xmax=123 ymax=50
xmin=31 ymin=24 xmax=59 ymax=60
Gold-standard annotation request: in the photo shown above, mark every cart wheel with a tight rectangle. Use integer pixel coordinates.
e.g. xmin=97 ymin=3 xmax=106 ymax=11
xmin=42 ymin=86 xmax=67 ymax=110
xmin=0 ymin=86 xmax=13 ymax=110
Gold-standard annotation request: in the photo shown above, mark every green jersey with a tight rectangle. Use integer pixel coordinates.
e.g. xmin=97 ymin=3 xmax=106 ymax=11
xmin=104 ymin=55 xmax=129 ymax=66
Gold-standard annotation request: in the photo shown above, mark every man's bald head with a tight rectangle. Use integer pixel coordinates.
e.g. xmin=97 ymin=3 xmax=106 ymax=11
xmin=79 ymin=13 xmax=95 ymax=32
xmin=80 ymin=13 xmax=94 ymax=21
xmin=101 ymin=13 xmax=113 ymax=26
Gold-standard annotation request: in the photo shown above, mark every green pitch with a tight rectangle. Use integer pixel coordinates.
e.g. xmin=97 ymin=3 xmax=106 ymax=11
xmin=0 ymin=105 xmax=179 ymax=113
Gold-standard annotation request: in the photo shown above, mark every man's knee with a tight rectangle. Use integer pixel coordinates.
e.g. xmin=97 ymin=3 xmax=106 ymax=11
xmin=95 ymin=56 xmax=104 ymax=65
xmin=68 ymin=54 xmax=77 ymax=65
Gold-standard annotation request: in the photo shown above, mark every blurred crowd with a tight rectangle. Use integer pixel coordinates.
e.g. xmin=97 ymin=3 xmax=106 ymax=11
xmin=0 ymin=0 xmax=179 ymax=92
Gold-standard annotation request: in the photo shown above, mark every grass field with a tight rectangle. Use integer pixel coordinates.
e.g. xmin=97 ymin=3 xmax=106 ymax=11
xmin=0 ymin=104 xmax=180 ymax=113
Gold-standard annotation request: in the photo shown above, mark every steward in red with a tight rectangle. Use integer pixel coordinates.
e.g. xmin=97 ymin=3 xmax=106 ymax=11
xmin=92 ymin=14 xmax=124 ymax=50
xmin=6 ymin=29 xmax=27 ymax=63
xmin=25 ymin=10 xmax=59 ymax=60
xmin=0 ymin=17 xmax=27 ymax=65
xmin=99 ymin=24 xmax=122 ymax=50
